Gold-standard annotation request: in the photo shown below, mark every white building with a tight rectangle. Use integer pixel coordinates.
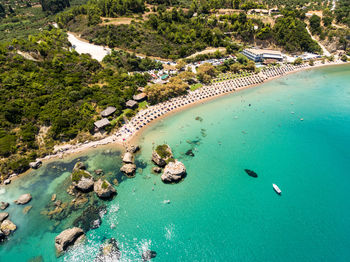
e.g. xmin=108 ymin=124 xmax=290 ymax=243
xmin=242 ymin=48 xmax=283 ymax=62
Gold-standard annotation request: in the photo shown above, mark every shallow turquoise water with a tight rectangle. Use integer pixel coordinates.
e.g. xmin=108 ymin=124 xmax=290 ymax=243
xmin=1 ymin=64 xmax=350 ymax=261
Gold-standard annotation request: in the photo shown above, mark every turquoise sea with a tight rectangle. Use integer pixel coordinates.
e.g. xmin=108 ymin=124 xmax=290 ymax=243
xmin=1 ymin=64 xmax=350 ymax=261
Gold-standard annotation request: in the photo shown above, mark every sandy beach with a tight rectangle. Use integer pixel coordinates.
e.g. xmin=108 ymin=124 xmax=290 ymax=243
xmin=33 ymin=59 xmax=347 ymax=167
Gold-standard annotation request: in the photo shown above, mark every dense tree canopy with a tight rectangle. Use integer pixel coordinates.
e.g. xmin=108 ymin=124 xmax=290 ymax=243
xmin=273 ymin=16 xmax=321 ymax=53
xmin=40 ymin=0 xmax=70 ymax=14
xmin=0 ymin=29 xmax=149 ymax=176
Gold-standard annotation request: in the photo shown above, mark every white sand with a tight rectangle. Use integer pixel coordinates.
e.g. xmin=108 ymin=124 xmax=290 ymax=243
xmin=67 ymin=33 xmax=111 ymax=61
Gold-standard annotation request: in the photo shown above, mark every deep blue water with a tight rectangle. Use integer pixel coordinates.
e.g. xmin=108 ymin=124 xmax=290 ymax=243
xmin=0 ymin=64 xmax=350 ymax=261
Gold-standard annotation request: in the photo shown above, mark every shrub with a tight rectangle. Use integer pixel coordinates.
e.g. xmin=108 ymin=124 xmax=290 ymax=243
xmin=71 ymin=170 xmax=91 ymax=182
xmin=341 ymin=54 xmax=348 ymax=62
xmin=155 ymin=144 xmax=171 ymax=159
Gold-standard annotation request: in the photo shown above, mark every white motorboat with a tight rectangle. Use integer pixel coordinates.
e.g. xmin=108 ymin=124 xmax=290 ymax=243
xmin=273 ymin=184 xmax=282 ymax=194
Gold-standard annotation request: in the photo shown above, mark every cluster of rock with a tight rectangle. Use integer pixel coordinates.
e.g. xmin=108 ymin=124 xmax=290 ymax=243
xmin=71 ymin=162 xmax=116 ymax=199
xmin=152 ymin=144 xmax=187 ymax=183
xmin=0 ymin=193 xmax=32 ymax=241
xmin=120 ymin=144 xmax=140 ymax=177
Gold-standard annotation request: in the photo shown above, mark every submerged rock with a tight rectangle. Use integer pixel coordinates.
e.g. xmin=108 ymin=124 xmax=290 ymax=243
xmin=94 ymin=169 xmax=104 ymax=175
xmin=95 ymin=238 xmax=120 ymax=262
xmin=55 ymin=227 xmax=84 ymax=254
xmin=23 ymin=205 xmax=32 ymax=214
xmin=0 ymin=202 xmax=9 ymax=210
xmin=0 ymin=219 xmax=17 ymax=236
xmin=120 ymin=164 xmax=137 ymax=176
xmin=142 ymin=250 xmax=157 ymax=261
xmin=94 ymin=179 xmax=116 ymax=199
xmin=161 ymin=160 xmax=186 ymax=183
xmin=152 ymin=144 xmax=173 ymax=167
xmin=244 ymin=169 xmax=258 ymax=178
xmin=73 ymin=204 xmax=106 ymax=232
xmin=0 ymin=212 xmax=9 ymax=222
xmin=14 ymin=193 xmax=32 ymax=205
xmin=51 ymin=194 xmax=57 ymax=202
xmin=27 ymin=255 xmax=44 ymax=262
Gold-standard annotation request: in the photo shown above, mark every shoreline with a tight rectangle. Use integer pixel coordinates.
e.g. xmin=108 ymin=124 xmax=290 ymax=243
xmin=6 ymin=60 xmax=348 ymax=183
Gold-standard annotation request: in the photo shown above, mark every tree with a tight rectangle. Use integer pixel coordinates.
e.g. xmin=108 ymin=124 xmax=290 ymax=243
xmin=234 ymin=0 xmax=241 ymax=9
xmin=293 ymin=57 xmax=303 ymax=65
xmin=322 ymin=16 xmax=333 ymax=27
xmin=40 ymin=0 xmax=70 ymax=14
xmin=309 ymin=14 xmax=321 ymax=35
xmin=0 ymin=3 xmax=5 ymax=18
xmin=176 ymin=60 xmax=186 ymax=70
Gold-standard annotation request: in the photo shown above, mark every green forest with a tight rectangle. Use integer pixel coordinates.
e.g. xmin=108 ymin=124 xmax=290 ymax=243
xmin=0 ymin=29 xmax=149 ymax=177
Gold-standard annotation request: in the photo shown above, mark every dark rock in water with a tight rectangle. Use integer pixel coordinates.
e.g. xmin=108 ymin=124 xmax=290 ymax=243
xmin=73 ymin=204 xmax=106 ymax=232
xmin=0 ymin=230 xmax=6 ymax=242
xmin=244 ymin=169 xmax=258 ymax=178
xmin=195 ymin=116 xmax=203 ymax=122
xmin=142 ymin=250 xmax=157 ymax=261
xmin=95 ymin=238 xmax=120 ymax=262
xmin=152 ymin=167 xmax=162 ymax=173
xmin=185 ymin=149 xmax=195 ymax=157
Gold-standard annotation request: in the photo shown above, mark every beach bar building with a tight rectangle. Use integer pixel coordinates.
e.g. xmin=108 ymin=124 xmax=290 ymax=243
xmin=133 ymin=93 xmax=147 ymax=102
xmin=94 ymin=118 xmax=110 ymax=130
xmin=242 ymin=48 xmax=283 ymax=62
xmin=101 ymin=106 xmax=116 ymax=117
xmin=126 ymin=100 xmax=138 ymax=109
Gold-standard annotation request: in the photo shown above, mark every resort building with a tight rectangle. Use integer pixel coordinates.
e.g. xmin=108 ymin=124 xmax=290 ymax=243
xmin=126 ymin=100 xmax=138 ymax=109
xmin=133 ymin=93 xmax=147 ymax=102
xmin=94 ymin=118 xmax=110 ymax=130
xmin=101 ymin=106 xmax=116 ymax=117
xmin=242 ymin=48 xmax=283 ymax=62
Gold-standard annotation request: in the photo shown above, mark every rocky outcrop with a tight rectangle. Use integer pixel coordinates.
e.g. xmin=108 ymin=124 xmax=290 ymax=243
xmin=71 ymin=162 xmax=94 ymax=192
xmin=94 ymin=179 xmax=116 ymax=199
xmin=0 ymin=219 xmax=17 ymax=236
xmin=73 ymin=162 xmax=86 ymax=171
xmin=73 ymin=176 xmax=94 ymax=192
xmin=0 ymin=212 xmax=9 ymax=222
xmin=120 ymin=164 xmax=136 ymax=176
xmin=95 ymin=238 xmax=120 ymax=262
xmin=122 ymin=152 xmax=134 ymax=164
xmin=142 ymin=250 xmax=157 ymax=261
xmin=152 ymin=145 xmax=173 ymax=167
xmin=126 ymin=144 xmax=140 ymax=153
xmin=29 ymin=160 xmax=42 ymax=169
xmin=4 ymin=179 xmax=11 ymax=185
xmin=55 ymin=227 xmax=84 ymax=254
xmin=14 ymin=193 xmax=32 ymax=205
xmin=161 ymin=160 xmax=186 ymax=183
xmin=0 ymin=202 xmax=9 ymax=210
